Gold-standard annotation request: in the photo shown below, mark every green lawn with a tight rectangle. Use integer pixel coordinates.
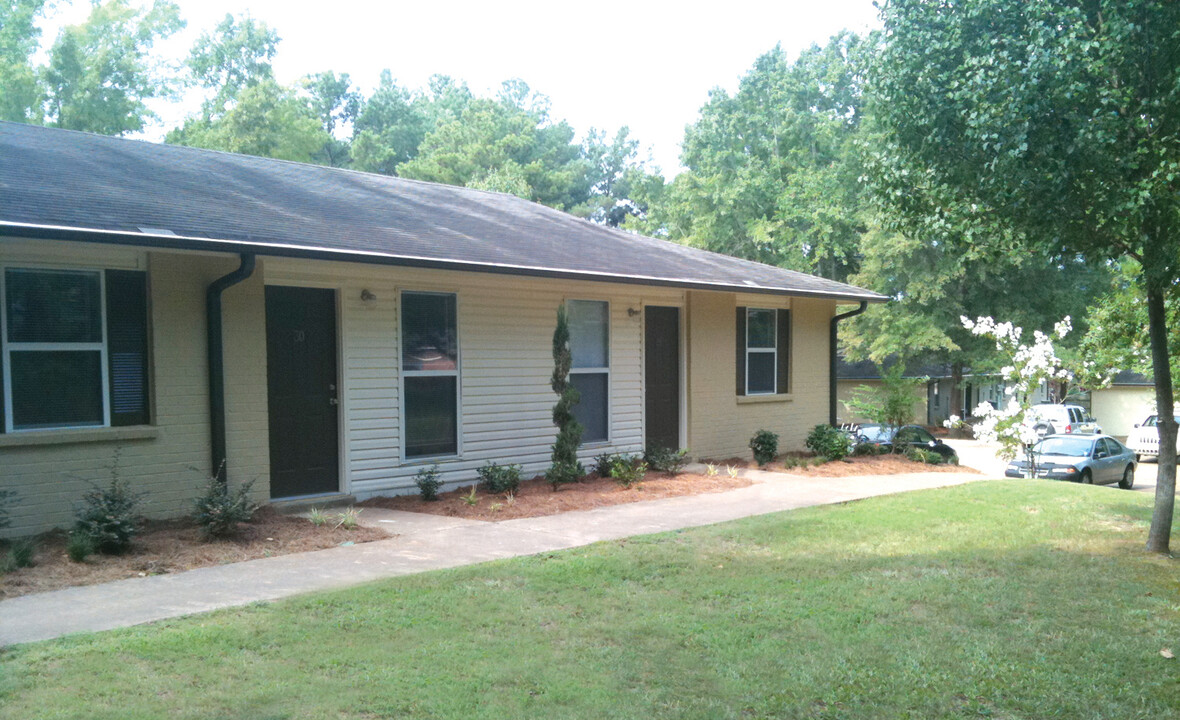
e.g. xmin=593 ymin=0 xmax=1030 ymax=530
xmin=1 ymin=480 xmax=1178 ymax=719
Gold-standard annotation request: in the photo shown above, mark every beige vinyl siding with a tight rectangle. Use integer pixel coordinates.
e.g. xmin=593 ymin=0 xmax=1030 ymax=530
xmin=685 ymin=290 xmax=835 ymax=460
xmin=0 ymin=240 xmax=270 ymax=537
xmin=264 ymin=257 xmax=682 ymax=497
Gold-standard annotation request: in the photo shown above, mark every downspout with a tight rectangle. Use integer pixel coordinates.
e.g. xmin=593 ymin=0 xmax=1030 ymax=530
xmin=207 ymin=253 xmax=256 ymax=483
xmin=829 ymin=301 xmax=868 ymax=426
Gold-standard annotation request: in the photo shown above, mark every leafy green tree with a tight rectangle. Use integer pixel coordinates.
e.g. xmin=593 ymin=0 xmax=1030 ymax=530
xmin=167 ymin=78 xmax=328 ymax=162
xmin=1079 ymin=260 xmax=1180 ymax=386
xmin=649 ymin=34 xmax=869 ymax=279
xmin=844 ymin=363 xmax=925 ymax=436
xmin=42 ymin=0 xmax=184 ymax=135
xmin=350 ymin=71 xmax=433 ymax=175
xmin=869 ymin=0 xmax=1180 ymax=552
xmin=582 ymin=127 xmax=662 ymax=226
xmin=301 ymin=70 xmax=360 ymax=166
xmin=0 ymin=0 xmax=50 ymax=123
xmin=186 ymin=13 xmax=279 ymax=115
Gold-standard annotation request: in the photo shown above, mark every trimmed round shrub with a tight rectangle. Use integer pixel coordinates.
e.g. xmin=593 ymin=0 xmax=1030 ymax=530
xmin=749 ymin=430 xmax=780 ymax=466
xmin=806 ymin=424 xmax=853 ymax=461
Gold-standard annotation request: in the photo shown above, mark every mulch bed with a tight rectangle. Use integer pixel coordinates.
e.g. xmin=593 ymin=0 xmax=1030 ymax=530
xmin=704 ymin=453 xmax=982 ymax=477
xmin=360 ymin=470 xmax=754 ymax=522
xmin=0 ymin=507 xmax=390 ymax=600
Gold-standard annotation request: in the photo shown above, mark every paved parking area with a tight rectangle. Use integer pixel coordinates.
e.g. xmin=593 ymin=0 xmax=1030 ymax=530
xmin=944 ymin=437 xmax=1160 ymax=494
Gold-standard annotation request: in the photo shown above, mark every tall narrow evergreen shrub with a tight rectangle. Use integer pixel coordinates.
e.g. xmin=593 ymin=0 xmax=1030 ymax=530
xmin=546 ymin=303 xmax=584 ymax=489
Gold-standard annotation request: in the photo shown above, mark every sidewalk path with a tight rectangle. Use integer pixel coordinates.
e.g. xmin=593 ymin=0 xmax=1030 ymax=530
xmin=0 ymin=468 xmax=987 ymax=646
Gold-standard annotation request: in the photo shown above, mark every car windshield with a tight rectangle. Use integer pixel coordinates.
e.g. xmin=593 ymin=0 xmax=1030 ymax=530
xmin=1142 ymin=415 xmax=1180 ymax=427
xmin=858 ymin=425 xmax=893 ymax=442
xmin=1033 ymin=437 xmax=1094 ymax=457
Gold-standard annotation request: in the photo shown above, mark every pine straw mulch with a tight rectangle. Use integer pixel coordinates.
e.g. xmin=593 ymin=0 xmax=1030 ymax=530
xmin=706 ymin=453 xmax=982 ymax=478
xmin=360 ymin=470 xmax=754 ymax=522
xmin=0 ymin=506 xmax=390 ymax=600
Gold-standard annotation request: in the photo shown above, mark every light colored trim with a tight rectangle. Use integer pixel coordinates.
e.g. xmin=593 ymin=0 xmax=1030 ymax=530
xmin=566 ymin=298 xmax=611 ymax=445
xmin=737 ymin=393 xmax=794 ymax=405
xmin=1 ymin=266 xmax=111 ymax=432
xmin=745 ymin=307 xmax=777 ymax=396
xmin=399 ymin=289 xmax=462 ymax=462
xmin=0 ymin=424 xmax=157 ymax=447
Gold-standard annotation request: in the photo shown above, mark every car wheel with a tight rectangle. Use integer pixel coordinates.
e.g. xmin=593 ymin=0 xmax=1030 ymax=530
xmin=1119 ymin=465 xmax=1134 ymax=490
xmin=1034 ymin=423 xmax=1054 ymax=439
xmin=1079 ymin=469 xmax=1093 ymax=485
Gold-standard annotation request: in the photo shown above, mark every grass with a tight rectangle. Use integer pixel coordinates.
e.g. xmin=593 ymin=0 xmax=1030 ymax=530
xmin=1 ymin=480 xmax=1178 ymax=719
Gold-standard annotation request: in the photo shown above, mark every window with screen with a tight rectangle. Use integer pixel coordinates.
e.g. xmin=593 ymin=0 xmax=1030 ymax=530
xmin=2 ymin=267 xmax=149 ymax=432
xmin=567 ymin=300 xmax=609 ymax=443
xmin=735 ymin=306 xmax=790 ymax=396
xmin=401 ymin=291 xmax=459 ymax=458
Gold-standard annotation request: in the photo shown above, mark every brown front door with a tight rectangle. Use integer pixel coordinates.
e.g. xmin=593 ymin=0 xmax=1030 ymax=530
xmin=644 ymin=306 xmax=681 ymax=452
xmin=265 ymin=286 xmax=340 ymax=498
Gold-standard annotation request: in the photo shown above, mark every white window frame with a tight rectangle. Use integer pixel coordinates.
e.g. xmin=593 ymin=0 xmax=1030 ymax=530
xmin=745 ymin=307 xmax=777 ymax=396
xmin=567 ymin=299 xmax=611 ymax=445
xmin=1 ymin=265 xmax=111 ymax=433
xmin=399 ymin=289 xmax=461 ymax=461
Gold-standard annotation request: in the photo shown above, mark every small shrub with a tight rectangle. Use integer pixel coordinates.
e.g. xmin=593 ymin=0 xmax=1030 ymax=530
xmin=415 ymin=464 xmax=443 ymax=501
xmin=335 ymin=507 xmax=362 ymax=529
xmin=546 ymin=460 xmax=584 ymax=490
xmin=461 ymin=485 xmax=479 ymax=506
xmin=67 ymin=532 xmax=95 ymax=563
xmin=74 ymin=477 xmax=144 ymax=555
xmin=477 ymin=462 xmax=522 ymax=494
xmin=904 ymin=446 xmax=942 ymax=465
xmin=749 ymin=429 xmax=780 ymax=466
xmin=645 ymin=446 xmax=690 ymax=475
xmin=308 ymin=507 xmax=330 ymax=527
xmin=851 ymin=442 xmax=883 ymax=457
xmin=609 ymin=455 xmax=647 ymax=487
xmin=727 ymin=465 xmax=739 ymax=478
xmin=2 ymin=538 xmax=35 ymax=572
xmin=0 ymin=488 xmax=15 ymax=532
xmin=705 ymin=463 xmax=718 ymax=477
xmin=593 ymin=453 xmax=616 ymax=478
xmin=806 ymin=424 xmax=852 ymax=462
xmin=193 ymin=478 xmax=257 ymax=539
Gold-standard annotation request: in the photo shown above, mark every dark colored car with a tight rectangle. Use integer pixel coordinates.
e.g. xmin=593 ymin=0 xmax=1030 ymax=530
xmin=854 ymin=424 xmax=959 ymax=462
xmin=1004 ymin=434 xmax=1136 ymax=487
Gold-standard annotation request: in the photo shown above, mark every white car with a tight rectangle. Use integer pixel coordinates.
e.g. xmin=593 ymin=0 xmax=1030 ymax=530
xmin=1126 ymin=414 xmax=1180 ymax=461
xmin=1027 ymin=404 xmax=1102 ymax=439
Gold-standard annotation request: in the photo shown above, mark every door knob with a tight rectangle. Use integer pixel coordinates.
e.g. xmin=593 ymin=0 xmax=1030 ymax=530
xmin=329 ymin=398 xmax=339 ymax=406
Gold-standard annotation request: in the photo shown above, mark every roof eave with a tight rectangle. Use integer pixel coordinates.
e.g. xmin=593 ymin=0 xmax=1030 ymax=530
xmin=0 ymin=221 xmax=889 ymax=303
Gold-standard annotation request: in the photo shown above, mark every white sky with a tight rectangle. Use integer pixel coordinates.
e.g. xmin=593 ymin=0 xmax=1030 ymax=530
xmin=38 ymin=0 xmax=881 ymax=175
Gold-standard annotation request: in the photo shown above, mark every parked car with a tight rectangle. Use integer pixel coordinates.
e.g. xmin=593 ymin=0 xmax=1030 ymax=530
xmin=1005 ymin=434 xmax=1136 ymax=487
xmin=1126 ymin=414 xmax=1180 ymax=462
xmin=1027 ymin=403 xmax=1101 ymax=439
xmin=855 ymin=424 xmax=959 ymax=462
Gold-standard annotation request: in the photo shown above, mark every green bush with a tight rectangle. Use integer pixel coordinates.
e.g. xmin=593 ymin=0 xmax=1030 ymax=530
xmin=1 ymin=538 xmax=35 ymax=572
xmin=593 ymin=453 xmax=616 ymax=478
xmin=415 ymin=464 xmax=443 ymax=501
xmin=609 ymin=455 xmax=647 ymax=487
xmin=67 ymin=532 xmax=95 ymax=563
xmin=0 ymin=489 xmax=15 ymax=532
xmin=477 ymin=462 xmax=522 ymax=494
xmin=193 ymin=478 xmax=258 ymax=539
xmin=749 ymin=430 xmax=780 ymax=466
xmin=851 ymin=442 xmax=883 ymax=457
xmin=74 ymin=477 xmax=144 ymax=555
xmin=806 ymin=424 xmax=853 ymax=462
xmin=644 ymin=446 xmax=689 ymax=475
xmin=904 ymin=446 xmax=943 ymax=465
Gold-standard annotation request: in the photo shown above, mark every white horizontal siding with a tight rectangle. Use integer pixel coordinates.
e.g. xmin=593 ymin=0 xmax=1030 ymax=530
xmin=265 ymin=258 xmax=683 ymax=497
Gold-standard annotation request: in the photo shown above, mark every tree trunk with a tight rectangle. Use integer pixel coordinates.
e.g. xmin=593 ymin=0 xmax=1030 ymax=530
xmin=950 ymin=362 xmax=964 ymax=419
xmin=1144 ymin=282 xmax=1176 ymax=554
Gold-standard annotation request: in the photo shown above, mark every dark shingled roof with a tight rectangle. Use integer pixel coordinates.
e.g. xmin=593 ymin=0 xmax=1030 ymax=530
xmin=0 ymin=122 xmax=884 ymax=301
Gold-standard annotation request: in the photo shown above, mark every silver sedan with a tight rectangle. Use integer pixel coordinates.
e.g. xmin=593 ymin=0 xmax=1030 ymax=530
xmin=1005 ymin=434 xmax=1137 ymax=488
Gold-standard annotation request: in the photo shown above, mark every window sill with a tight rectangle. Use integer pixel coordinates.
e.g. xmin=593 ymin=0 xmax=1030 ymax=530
xmin=0 ymin=425 xmax=158 ymax=448
xmin=737 ymin=393 xmax=794 ymax=405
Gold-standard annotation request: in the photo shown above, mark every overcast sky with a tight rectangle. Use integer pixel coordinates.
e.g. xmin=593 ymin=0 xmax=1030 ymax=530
xmin=40 ymin=0 xmax=881 ymax=174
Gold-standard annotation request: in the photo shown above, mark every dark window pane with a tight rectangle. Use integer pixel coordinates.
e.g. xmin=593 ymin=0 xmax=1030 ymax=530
xmin=568 ymin=300 xmax=608 ymax=369
xmin=6 ymin=269 xmax=102 ymax=343
xmin=747 ymin=309 xmax=776 ymax=349
xmin=402 ymin=293 xmax=457 ymax=371
xmin=11 ymin=351 xmax=103 ymax=429
xmin=106 ymin=270 xmax=149 ymax=425
xmin=747 ymin=352 xmax=775 ymax=394
xmin=405 ymin=375 xmax=457 ymax=457
xmin=570 ymin=372 xmax=608 ymax=442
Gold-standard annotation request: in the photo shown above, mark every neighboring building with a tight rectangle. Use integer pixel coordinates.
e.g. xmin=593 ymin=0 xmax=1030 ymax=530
xmin=834 ymin=356 xmax=930 ymax=425
xmin=0 ymin=122 xmax=884 ymax=536
xmin=1090 ymin=371 xmax=1155 ymax=437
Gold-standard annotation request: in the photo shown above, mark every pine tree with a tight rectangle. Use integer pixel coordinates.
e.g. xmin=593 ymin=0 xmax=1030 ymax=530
xmin=546 ymin=303 xmax=584 ymax=490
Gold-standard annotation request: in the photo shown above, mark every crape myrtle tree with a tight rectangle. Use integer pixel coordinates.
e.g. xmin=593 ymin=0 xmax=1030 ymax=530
xmin=869 ymin=0 xmax=1180 ymax=553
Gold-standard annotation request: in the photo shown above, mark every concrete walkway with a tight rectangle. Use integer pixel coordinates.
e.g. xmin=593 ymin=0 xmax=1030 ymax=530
xmin=0 ymin=467 xmax=987 ymax=646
